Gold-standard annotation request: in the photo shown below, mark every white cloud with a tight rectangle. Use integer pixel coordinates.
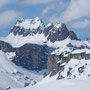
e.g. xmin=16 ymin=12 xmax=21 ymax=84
xmin=60 ymin=0 xmax=90 ymax=23
xmin=22 ymin=0 xmax=53 ymax=5
xmin=73 ymin=20 xmax=90 ymax=29
xmin=49 ymin=14 xmax=59 ymax=23
xmin=49 ymin=0 xmax=90 ymax=29
xmin=0 ymin=10 xmax=23 ymax=29
xmin=0 ymin=0 xmax=16 ymax=8
xmin=42 ymin=6 xmax=53 ymax=15
xmin=42 ymin=0 xmax=69 ymax=15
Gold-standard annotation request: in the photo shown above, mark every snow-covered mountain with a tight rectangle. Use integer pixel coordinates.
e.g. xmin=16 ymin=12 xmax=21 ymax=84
xmin=0 ymin=50 xmax=47 ymax=90
xmin=0 ymin=17 xmax=90 ymax=90
xmin=10 ymin=49 xmax=90 ymax=90
xmin=0 ymin=17 xmax=89 ymax=49
xmin=10 ymin=17 xmax=45 ymax=36
xmin=0 ymin=17 xmax=84 ymax=71
xmin=11 ymin=77 xmax=90 ymax=90
xmin=0 ymin=17 xmax=79 ymax=48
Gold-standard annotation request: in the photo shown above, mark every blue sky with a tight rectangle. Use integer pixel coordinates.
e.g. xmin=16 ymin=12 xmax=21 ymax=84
xmin=0 ymin=0 xmax=90 ymax=40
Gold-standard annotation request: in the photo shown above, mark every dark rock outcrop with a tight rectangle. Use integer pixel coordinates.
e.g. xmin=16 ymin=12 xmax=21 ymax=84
xmin=69 ymin=31 xmax=78 ymax=40
xmin=10 ymin=18 xmax=45 ymax=36
xmin=0 ymin=40 xmax=53 ymax=71
xmin=48 ymin=54 xmax=60 ymax=75
xmin=47 ymin=23 xmax=70 ymax=42
xmin=12 ymin=44 xmax=53 ymax=70
xmin=0 ymin=41 xmax=14 ymax=52
xmin=43 ymin=24 xmax=53 ymax=37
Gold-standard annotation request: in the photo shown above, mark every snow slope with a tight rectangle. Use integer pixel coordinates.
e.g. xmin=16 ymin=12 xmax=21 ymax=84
xmin=59 ymin=58 xmax=90 ymax=79
xmin=11 ymin=77 xmax=90 ymax=90
xmin=0 ymin=34 xmax=87 ymax=49
xmin=0 ymin=50 xmax=47 ymax=90
xmin=84 ymin=41 xmax=90 ymax=48
xmin=0 ymin=33 xmax=47 ymax=47
xmin=52 ymin=48 xmax=90 ymax=56
xmin=15 ymin=17 xmax=44 ymax=30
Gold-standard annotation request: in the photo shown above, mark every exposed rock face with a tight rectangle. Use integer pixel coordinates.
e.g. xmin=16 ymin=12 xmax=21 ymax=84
xmin=43 ymin=24 xmax=53 ymax=37
xmin=0 ymin=40 xmax=53 ymax=70
xmin=47 ymin=23 xmax=70 ymax=42
xmin=10 ymin=17 xmax=45 ymax=36
xmin=48 ymin=54 xmax=69 ymax=75
xmin=12 ymin=44 xmax=53 ymax=70
xmin=69 ymin=31 xmax=78 ymax=40
xmin=0 ymin=41 xmax=14 ymax=52
xmin=48 ymin=50 xmax=90 ymax=76
xmin=48 ymin=54 xmax=61 ymax=76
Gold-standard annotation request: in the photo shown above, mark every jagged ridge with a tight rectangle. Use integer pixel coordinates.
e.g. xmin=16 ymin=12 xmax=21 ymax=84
xmin=10 ymin=17 xmax=78 ymax=43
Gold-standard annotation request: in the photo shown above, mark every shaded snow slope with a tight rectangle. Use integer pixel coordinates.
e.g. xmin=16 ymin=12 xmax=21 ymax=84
xmin=0 ymin=50 xmax=46 ymax=90
xmin=0 ymin=33 xmax=47 ymax=47
xmin=11 ymin=78 xmax=90 ymax=90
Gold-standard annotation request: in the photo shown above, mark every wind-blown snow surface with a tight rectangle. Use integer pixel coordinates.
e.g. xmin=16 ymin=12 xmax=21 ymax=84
xmin=0 ymin=50 xmax=47 ymax=90
xmin=11 ymin=76 xmax=90 ymax=90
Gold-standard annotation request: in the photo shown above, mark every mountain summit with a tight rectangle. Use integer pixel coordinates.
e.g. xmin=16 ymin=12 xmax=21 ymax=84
xmin=9 ymin=17 xmax=78 ymax=43
xmin=10 ymin=17 xmax=45 ymax=36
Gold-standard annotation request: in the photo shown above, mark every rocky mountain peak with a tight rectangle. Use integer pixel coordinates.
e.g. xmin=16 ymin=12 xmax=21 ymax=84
xmin=10 ymin=17 xmax=45 ymax=36
xmin=33 ymin=17 xmax=41 ymax=22
xmin=46 ymin=23 xmax=70 ymax=42
xmin=54 ymin=23 xmax=62 ymax=28
xmin=9 ymin=17 xmax=78 ymax=42
xmin=54 ymin=23 xmax=66 ymax=29
xmin=15 ymin=17 xmax=45 ymax=30
xmin=69 ymin=31 xmax=78 ymax=40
